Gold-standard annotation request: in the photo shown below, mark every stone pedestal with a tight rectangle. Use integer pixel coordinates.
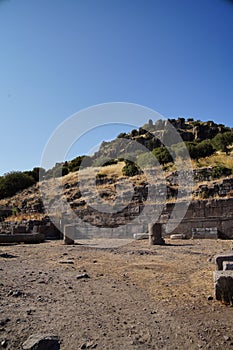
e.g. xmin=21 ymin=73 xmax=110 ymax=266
xmin=148 ymin=223 xmax=165 ymax=245
xmin=213 ymin=271 xmax=233 ymax=305
xmin=63 ymin=224 xmax=75 ymax=245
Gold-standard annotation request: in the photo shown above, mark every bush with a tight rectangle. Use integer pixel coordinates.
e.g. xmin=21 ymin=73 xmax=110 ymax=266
xmin=24 ymin=167 xmax=46 ymax=182
xmin=93 ymin=158 xmax=118 ymax=167
xmin=211 ymin=165 xmax=232 ymax=179
xmin=122 ymin=160 xmax=141 ymax=177
xmin=117 ymin=132 xmax=127 ymax=138
xmin=68 ymin=156 xmax=85 ymax=172
xmin=152 ymin=147 xmax=173 ymax=165
xmin=212 ymin=132 xmax=233 ymax=154
xmin=195 ymin=140 xmax=215 ymax=158
xmin=0 ymin=171 xmax=35 ymax=199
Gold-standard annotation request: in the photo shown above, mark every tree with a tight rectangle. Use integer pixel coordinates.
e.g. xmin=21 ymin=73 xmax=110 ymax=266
xmin=195 ymin=140 xmax=215 ymax=158
xmin=212 ymin=132 xmax=233 ymax=154
xmin=0 ymin=171 xmax=35 ymax=199
xmin=152 ymin=147 xmax=173 ymax=165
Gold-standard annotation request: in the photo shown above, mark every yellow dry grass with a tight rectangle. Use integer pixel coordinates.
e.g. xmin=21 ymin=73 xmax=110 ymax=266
xmin=193 ymin=151 xmax=233 ymax=171
xmin=97 ymin=161 xmax=125 ymax=177
xmin=5 ymin=213 xmax=44 ymax=222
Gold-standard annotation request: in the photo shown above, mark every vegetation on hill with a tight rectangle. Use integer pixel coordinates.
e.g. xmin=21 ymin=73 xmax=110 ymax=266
xmin=0 ymin=118 xmax=233 ymax=200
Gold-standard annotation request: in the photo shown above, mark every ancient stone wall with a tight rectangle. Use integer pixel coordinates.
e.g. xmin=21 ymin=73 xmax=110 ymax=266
xmin=162 ymin=198 xmax=233 ymax=239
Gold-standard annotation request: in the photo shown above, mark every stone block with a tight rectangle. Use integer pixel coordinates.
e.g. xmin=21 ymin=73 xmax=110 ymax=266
xmin=213 ymin=271 xmax=233 ymax=305
xmin=133 ymin=233 xmax=148 ymax=240
xmin=223 ymin=261 xmax=233 ymax=271
xmin=215 ymin=253 xmax=233 ymax=270
xmin=63 ymin=224 xmax=75 ymax=245
xmin=192 ymin=227 xmax=218 ymax=239
xmin=148 ymin=223 xmax=165 ymax=245
xmin=170 ymin=234 xmax=186 ymax=240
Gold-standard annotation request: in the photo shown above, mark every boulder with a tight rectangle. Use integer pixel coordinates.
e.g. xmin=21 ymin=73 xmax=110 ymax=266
xmin=22 ymin=334 xmax=60 ymax=350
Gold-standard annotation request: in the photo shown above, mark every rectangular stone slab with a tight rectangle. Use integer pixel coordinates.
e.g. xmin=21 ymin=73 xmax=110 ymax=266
xmin=0 ymin=233 xmax=45 ymax=244
xmin=192 ymin=227 xmax=218 ymax=239
xmin=223 ymin=261 xmax=233 ymax=271
xmin=214 ymin=253 xmax=233 ymax=270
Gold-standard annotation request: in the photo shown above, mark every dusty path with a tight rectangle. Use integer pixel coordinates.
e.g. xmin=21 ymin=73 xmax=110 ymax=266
xmin=0 ymin=239 xmax=233 ymax=349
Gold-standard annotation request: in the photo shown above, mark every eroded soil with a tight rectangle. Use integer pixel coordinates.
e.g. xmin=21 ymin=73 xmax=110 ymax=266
xmin=0 ymin=239 xmax=233 ymax=349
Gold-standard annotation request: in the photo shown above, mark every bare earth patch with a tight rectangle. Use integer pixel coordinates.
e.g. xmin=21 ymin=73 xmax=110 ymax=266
xmin=0 ymin=239 xmax=233 ymax=349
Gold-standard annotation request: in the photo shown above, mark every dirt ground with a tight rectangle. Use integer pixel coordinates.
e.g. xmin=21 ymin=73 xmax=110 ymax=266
xmin=0 ymin=238 xmax=233 ymax=350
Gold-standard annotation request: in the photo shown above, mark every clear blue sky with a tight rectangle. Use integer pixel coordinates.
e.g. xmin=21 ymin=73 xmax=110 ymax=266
xmin=0 ymin=0 xmax=233 ymax=175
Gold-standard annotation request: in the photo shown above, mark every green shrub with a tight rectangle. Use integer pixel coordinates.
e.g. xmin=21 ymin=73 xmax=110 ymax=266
xmin=122 ymin=160 xmax=141 ymax=177
xmin=152 ymin=147 xmax=173 ymax=165
xmin=0 ymin=171 xmax=35 ymax=199
xmin=211 ymin=165 xmax=232 ymax=179
xmin=195 ymin=140 xmax=215 ymax=158
xmin=212 ymin=132 xmax=233 ymax=154
xmin=93 ymin=158 xmax=118 ymax=167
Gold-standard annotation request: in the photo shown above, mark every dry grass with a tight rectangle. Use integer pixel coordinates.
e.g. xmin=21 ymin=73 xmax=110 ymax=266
xmin=5 ymin=213 xmax=44 ymax=222
xmin=193 ymin=151 xmax=233 ymax=171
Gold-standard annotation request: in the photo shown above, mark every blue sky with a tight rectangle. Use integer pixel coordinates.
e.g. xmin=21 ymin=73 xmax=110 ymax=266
xmin=0 ymin=0 xmax=233 ymax=175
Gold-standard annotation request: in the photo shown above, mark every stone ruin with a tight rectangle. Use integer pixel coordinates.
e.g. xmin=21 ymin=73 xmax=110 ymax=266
xmin=0 ymin=217 xmax=61 ymax=244
xmin=214 ymin=253 xmax=233 ymax=305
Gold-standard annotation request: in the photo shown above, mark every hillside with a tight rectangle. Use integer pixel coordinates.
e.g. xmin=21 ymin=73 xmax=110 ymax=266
xmin=0 ymin=117 xmax=233 ymax=223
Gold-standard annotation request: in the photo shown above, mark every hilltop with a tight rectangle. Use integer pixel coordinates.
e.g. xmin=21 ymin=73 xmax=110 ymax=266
xmin=0 ymin=117 xmax=233 ymax=223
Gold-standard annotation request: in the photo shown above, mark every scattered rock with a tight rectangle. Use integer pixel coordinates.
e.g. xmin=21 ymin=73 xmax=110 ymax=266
xmin=1 ymin=339 xmax=7 ymax=348
xmin=0 ymin=253 xmax=16 ymax=259
xmin=7 ymin=290 xmax=22 ymax=297
xmin=76 ymin=273 xmax=90 ymax=280
xmin=80 ymin=340 xmax=97 ymax=349
xmin=0 ymin=318 xmax=10 ymax=327
xmin=22 ymin=334 xmax=60 ymax=350
xmin=58 ymin=260 xmax=74 ymax=264
xmin=223 ymin=335 xmax=231 ymax=341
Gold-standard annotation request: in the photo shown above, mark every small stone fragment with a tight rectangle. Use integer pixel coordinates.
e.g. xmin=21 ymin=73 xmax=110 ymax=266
xmin=76 ymin=273 xmax=90 ymax=280
xmin=1 ymin=339 xmax=7 ymax=348
xmin=58 ymin=260 xmax=74 ymax=264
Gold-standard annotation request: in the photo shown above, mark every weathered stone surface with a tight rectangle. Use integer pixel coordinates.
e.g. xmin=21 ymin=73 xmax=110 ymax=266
xmin=192 ymin=227 xmax=218 ymax=239
xmin=63 ymin=224 xmax=75 ymax=245
xmin=22 ymin=334 xmax=60 ymax=350
xmin=133 ymin=233 xmax=148 ymax=240
xmin=0 ymin=233 xmax=45 ymax=244
xmin=214 ymin=253 xmax=233 ymax=270
xmin=213 ymin=271 xmax=233 ymax=305
xmin=223 ymin=261 xmax=233 ymax=271
xmin=148 ymin=223 xmax=165 ymax=245
xmin=170 ymin=234 xmax=186 ymax=240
